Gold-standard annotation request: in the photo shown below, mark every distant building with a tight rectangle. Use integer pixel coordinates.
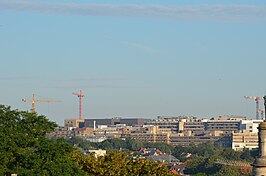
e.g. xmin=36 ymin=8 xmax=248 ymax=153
xmin=64 ymin=119 xmax=84 ymax=128
xmin=183 ymin=121 xmax=205 ymax=136
xmin=88 ymin=149 xmax=106 ymax=158
xmin=170 ymin=134 xmax=221 ymax=146
xmin=84 ymin=136 xmax=109 ymax=143
xmin=146 ymin=155 xmax=179 ymax=163
xmin=239 ymin=120 xmax=262 ymax=133
xmin=55 ymin=115 xmax=264 ymax=148
xmin=231 ymin=132 xmax=258 ymax=151
xmin=73 ymin=127 xmax=94 ymax=137
xmin=47 ymin=127 xmax=74 ymax=138
xmin=145 ymin=117 xmax=180 ymax=133
xmin=129 ymin=133 xmax=169 ymax=143
xmin=204 ymin=116 xmax=245 ymax=133
xmin=84 ymin=118 xmax=147 ymax=128
xmin=139 ymin=148 xmax=164 ymax=156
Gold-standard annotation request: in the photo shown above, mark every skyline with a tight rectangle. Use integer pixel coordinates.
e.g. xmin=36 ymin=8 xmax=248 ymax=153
xmin=0 ymin=0 xmax=266 ymax=124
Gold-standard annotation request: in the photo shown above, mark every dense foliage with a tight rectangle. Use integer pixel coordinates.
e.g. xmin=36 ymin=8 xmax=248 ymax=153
xmin=66 ymin=137 xmax=174 ymax=154
xmin=70 ymin=150 xmax=175 ymax=176
xmin=66 ymin=135 xmax=257 ymax=176
xmin=173 ymin=142 xmax=256 ymax=175
xmin=0 ymin=105 xmax=175 ymax=176
xmin=0 ymin=105 xmax=83 ymax=176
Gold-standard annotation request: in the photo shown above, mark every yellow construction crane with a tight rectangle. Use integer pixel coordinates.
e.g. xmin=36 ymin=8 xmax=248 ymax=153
xmin=22 ymin=94 xmax=62 ymax=113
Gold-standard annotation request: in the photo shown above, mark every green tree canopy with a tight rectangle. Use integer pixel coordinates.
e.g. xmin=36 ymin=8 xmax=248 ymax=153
xmin=70 ymin=150 xmax=176 ymax=176
xmin=0 ymin=105 xmax=83 ymax=176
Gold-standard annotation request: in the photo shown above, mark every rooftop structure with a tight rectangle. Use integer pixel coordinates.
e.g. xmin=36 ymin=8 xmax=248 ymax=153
xmin=84 ymin=118 xmax=147 ymax=128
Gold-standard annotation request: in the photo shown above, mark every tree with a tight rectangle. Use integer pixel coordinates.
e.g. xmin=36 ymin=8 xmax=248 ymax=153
xmin=0 ymin=105 xmax=83 ymax=176
xmin=213 ymin=165 xmax=242 ymax=176
xmin=126 ymin=138 xmax=143 ymax=151
xmin=66 ymin=137 xmax=98 ymax=150
xmin=240 ymin=148 xmax=255 ymax=162
xmin=70 ymin=150 xmax=176 ymax=176
xmin=221 ymin=148 xmax=242 ymax=161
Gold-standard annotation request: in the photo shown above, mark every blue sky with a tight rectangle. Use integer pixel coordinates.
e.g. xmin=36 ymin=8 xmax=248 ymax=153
xmin=0 ymin=0 xmax=266 ymax=124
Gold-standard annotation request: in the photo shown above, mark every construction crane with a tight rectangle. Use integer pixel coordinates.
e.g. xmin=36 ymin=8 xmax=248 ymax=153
xmin=244 ymin=96 xmax=262 ymax=120
xmin=72 ymin=90 xmax=85 ymax=120
xmin=259 ymin=109 xmax=264 ymax=120
xmin=22 ymin=94 xmax=62 ymax=113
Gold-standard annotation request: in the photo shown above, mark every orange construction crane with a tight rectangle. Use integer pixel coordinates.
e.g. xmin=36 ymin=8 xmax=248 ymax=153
xmin=72 ymin=90 xmax=85 ymax=120
xmin=244 ymin=96 xmax=262 ymax=120
xmin=22 ymin=94 xmax=62 ymax=113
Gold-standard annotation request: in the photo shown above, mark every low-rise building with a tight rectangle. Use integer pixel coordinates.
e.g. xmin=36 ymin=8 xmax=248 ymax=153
xmin=88 ymin=149 xmax=107 ymax=158
xmin=170 ymin=134 xmax=221 ymax=146
xmin=204 ymin=116 xmax=245 ymax=133
xmin=145 ymin=118 xmax=180 ymax=133
xmin=129 ymin=133 xmax=169 ymax=143
xmin=146 ymin=155 xmax=179 ymax=163
xmin=84 ymin=118 xmax=148 ymax=128
xmin=56 ymin=116 xmax=262 ymax=148
xmin=231 ymin=132 xmax=258 ymax=151
xmin=47 ymin=127 xmax=74 ymax=138
xmin=64 ymin=119 xmax=84 ymax=128
xmin=239 ymin=120 xmax=262 ymax=133
xmin=73 ymin=127 xmax=94 ymax=137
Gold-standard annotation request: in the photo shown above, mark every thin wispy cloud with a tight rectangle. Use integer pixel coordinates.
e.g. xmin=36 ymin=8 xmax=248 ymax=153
xmin=68 ymin=76 xmax=126 ymax=82
xmin=0 ymin=75 xmax=128 ymax=83
xmin=43 ymin=83 xmax=148 ymax=89
xmin=122 ymin=41 xmax=155 ymax=54
xmin=0 ymin=0 xmax=265 ymax=21
xmin=0 ymin=76 xmax=32 ymax=80
xmin=32 ymin=76 xmax=147 ymax=89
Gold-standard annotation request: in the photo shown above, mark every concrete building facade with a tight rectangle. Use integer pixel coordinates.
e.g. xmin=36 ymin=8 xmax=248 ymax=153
xmin=64 ymin=119 xmax=84 ymax=128
xmin=84 ymin=118 xmax=147 ymax=128
xmin=232 ymin=132 xmax=258 ymax=151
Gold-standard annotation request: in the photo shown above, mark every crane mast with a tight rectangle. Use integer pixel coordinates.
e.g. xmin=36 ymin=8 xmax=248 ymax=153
xmin=22 ymin=94 xmax=62 ymax=112
xmin=244 ymin=96 xmax=262 ymax=120
xmin=72 ymin=90 xmax=85 ymax=120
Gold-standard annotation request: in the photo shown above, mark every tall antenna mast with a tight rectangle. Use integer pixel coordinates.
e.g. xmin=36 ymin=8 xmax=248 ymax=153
xmin=72 ymin=90 xmax=85 ymax=120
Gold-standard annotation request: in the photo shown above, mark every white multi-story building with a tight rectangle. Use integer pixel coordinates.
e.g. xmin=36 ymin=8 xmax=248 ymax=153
xmin=232 ymin=120 xmax=262 ymax=151
xmin=231 ymin=132 xmax=258 ymax=151
xmin=239 ymin=120 xmax=263 ymax=133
